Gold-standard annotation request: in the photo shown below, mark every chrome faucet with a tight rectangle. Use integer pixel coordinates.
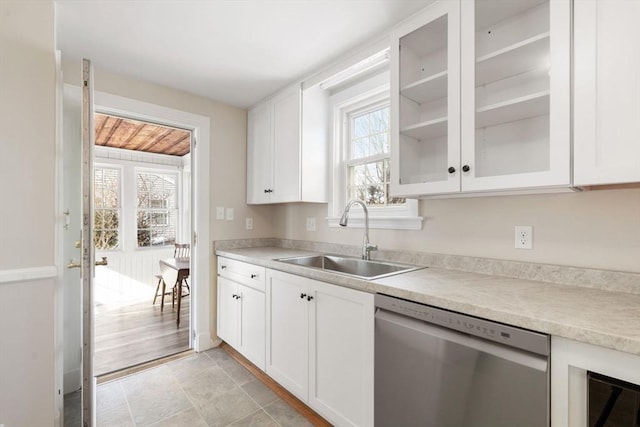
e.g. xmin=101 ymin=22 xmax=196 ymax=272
xmin=339 ymin=199 xmax=378 ymax=260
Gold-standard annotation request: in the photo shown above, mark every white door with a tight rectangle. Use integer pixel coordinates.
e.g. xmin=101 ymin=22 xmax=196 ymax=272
xmin=217 ymin=277 xmax=239 ymax=347
xmin=246 ymin=101 xmax=272 ymax=204
xmin=309 ymin=281 xmax=375 ymax=427
xmin=81 ymin=58 xmax=97 ymax=427
xmin=238 ymin=284 xmax=265 ymax=371
xmin=266 ymin=269 xmax=309 ymax=401
xmin=574 ymin=0 xmax=640 ymax=186
xmin=271 ymin=84 xmax=301 ymax=203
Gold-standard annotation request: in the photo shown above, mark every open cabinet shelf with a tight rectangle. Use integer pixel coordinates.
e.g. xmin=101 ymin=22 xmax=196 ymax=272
xmin=401 ymin=71 xmax=448 ymax=104
xmin=400 ymin=117 xmax=448 ymax=140
xmin=476 ymin=91 xmax=549 ymax=128
xmin=476 ymin=32 xmax=550 ymax=86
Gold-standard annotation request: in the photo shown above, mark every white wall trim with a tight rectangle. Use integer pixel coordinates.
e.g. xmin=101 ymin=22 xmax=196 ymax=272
xmin=0 ymin=266 xmax=58 ymax=284
xmin=61 ymin=86 xmax=214 ymax=353
xmin=93 ymin=90 xmax=213 ymax=352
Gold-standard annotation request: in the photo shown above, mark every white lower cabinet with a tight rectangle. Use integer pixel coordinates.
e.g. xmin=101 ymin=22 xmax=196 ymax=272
xmin=217 ymin=258 xmax=266 ymax=371
xmin=266 ymin=269 xmax=374 ymax=427
xmin=551 ymin=336 xmax=640 ymax=427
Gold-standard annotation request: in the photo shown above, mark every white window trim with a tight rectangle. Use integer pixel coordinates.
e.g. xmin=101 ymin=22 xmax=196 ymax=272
xmin=327 ymin=83 xmax=422 ymax=230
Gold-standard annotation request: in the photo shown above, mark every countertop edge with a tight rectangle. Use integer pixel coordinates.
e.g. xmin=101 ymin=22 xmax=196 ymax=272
xmin=216 ymin=247 xmax=640 ymax=358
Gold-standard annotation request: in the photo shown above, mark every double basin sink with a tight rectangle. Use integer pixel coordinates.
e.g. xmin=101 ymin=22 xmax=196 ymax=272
xmin=277 ymin=254 xmax=423 ymax=280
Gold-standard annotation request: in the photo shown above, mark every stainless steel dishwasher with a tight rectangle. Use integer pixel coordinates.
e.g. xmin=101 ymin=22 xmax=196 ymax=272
xmin=375 ymin=294 xmax=550 ymax=427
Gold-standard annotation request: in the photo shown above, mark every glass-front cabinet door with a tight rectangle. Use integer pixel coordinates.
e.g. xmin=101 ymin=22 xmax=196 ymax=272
xmin=391 ymin=0 xmax=570 ymax=198
xmin=460 ymin=0 xmax=570 ymax=192
xmin=390 ymin=1 xmax=461 ymax=197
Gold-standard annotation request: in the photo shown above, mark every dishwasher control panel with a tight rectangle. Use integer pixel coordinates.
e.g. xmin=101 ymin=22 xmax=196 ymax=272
xmin=375 ymin=293 xmax=549 ymax=356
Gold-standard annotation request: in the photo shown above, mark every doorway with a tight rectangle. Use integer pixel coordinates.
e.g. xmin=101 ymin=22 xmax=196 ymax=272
xmin=92 ymin=113 xmax=193 ymax=376
xmin=60 ymin=83 xmax=214 ymax=426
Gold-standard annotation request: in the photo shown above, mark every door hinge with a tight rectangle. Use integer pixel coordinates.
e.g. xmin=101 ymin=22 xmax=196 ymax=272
xmin=193 ymin=231 xmax=197 ymax=245
xmin=193 ymin=137 xmax=197 ymax=149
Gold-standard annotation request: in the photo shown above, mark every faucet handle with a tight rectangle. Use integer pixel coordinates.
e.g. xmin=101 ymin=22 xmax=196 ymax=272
xmin=366 ymin=243 xmax=378 ymax=252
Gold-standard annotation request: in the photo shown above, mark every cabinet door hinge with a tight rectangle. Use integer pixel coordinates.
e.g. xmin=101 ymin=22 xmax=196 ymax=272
xmin=193 ymin=231 xmax=197 ymax=245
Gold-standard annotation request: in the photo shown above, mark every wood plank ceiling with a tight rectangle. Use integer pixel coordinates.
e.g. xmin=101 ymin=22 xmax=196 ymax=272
xmin=95 ymin=113 xmax=191 ymax=156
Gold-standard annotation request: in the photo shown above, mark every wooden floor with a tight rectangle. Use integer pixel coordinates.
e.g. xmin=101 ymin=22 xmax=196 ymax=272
xmin=94 ymin=295 xmax=190 ymax=376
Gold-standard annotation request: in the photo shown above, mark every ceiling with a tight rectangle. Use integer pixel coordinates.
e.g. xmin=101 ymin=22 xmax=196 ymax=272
xmin=55 ymin=0 xmax=433 ymax=108
xmin=95 ymin=114 xmax=191 ymax=156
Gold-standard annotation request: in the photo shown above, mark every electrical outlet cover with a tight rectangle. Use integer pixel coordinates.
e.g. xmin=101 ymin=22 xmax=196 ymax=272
xmin=306 ymin=217 xmax=316 ymax=232
xmin=245 ymin=217 xmax=253 ymax=230
xmin=515 ymin=225 xmax=533 ymax=249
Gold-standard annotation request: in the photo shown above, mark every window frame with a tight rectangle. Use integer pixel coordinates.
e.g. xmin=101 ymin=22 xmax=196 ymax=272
xmin=134 ymin=167 xmax=180 ymax=249
xmin=328 ymin=83 xmax=422 ymax=230
xmin=93 ymin=163 xmax=124 ymax=252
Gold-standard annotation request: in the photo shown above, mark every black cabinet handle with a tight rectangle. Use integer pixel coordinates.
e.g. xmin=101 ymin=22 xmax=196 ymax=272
xmin=307 ymin=295 xmax=314 ymax=301
xmin=251 ymin=274 xmax=257 ymax=279
xmin=221 ymin=265 xmax=227 ymax=269
xmin=300 ymin=293 xmax=307 ymax=299
xmin=232 ymin=294 xmax=237 ymax=299
xmin=264 ymin=189 xmax=273 ymax=193
xmin=462 ymin=165 xmax=470 ymax=172
xmin=448 ymin=166 xmax=456 ymax=174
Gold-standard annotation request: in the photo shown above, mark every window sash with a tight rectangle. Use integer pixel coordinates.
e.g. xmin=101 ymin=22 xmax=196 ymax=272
xmin=136 ymin=170 xmax=178 ymax=248
xmin=94 ymin=166 xmax=121 ymax=250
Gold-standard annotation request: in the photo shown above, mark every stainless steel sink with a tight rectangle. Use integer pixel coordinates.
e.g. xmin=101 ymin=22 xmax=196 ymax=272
xmin=277 ymin=254 xmax=423 ymax=280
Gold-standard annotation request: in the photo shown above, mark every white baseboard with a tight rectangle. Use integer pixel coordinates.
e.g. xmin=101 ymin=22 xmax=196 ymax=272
xmin=195 ymin=331 xmax=217 ymax=352
xmin=64 ymin=368 xmax=82 ymax=395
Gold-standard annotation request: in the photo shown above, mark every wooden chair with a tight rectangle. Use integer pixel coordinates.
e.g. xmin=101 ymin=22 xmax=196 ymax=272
xmin=153 ymin=243 xmax=190 ymax=308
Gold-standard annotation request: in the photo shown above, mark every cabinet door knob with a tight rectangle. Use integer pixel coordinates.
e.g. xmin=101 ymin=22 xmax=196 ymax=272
xmin=462 ymin=165 xmax=470 ymax=172
xmin=250 ymin=274 xmax=257 ymax=279
xmin=300 ymin=293 xmax=307 ymax=299
xmin=221 ymin=265 xmax=227 ymax=269
xmin=307 ymin=295 xmax=314 ymax=302
xmin=448 ymin=166 xmax=456 ymax=174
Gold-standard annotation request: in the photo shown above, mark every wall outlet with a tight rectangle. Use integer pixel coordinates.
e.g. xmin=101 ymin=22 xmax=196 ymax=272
xmin=245 ymin=217 xmax=253 ymax=230
xmin=226 ymin=208 xmax=234 ymax=221
xmin=216 ymin=206 xmax=224 ymax=220
xmin=306 ymin=217 xmax=316 ymax=232
xmin=515 ymin=225 xmax=533 ymax=249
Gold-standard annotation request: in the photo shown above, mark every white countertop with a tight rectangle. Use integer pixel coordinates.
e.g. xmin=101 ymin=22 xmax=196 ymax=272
xmin=216 ymin=247 xmax=640 ymax=357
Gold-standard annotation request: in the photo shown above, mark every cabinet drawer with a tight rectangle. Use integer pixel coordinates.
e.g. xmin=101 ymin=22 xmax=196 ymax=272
xmin=218 ymin=257 xmax=265 ymax=292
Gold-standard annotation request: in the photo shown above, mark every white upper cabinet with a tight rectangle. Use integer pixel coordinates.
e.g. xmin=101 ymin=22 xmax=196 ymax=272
xmin=391 ymin=0 xmax=571 ymax=197
xmin=391 ymin=1 xmax=461 ymax=196
xmin=246 ymin=83 xmax=328 ymax=204
xmin=574 ymin=0 xmax=640 ymax=187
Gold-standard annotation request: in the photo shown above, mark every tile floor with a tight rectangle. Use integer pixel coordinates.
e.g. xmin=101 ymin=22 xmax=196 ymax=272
xmin=64 ymin=348 xmax=313 ymax=426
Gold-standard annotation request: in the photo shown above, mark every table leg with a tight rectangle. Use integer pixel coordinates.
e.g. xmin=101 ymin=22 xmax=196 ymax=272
xmin=176 ymin=279 xmax=182 ymax=328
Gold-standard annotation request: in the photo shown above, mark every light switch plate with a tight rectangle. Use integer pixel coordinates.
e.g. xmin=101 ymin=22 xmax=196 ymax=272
xmin=226 ymin=208 xmax=234 ymax=221
xmin=245 ymin=217 xmax=253 ymax=230
xmin=216 ymin=207 xmax=224 ymax=220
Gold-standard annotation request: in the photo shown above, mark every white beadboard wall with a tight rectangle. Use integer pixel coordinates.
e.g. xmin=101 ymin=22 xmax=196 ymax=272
xmin=95 ymin=247 xmax=174 ymax=308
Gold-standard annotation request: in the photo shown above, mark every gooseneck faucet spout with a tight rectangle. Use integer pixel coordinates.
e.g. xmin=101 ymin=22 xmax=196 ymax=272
xmin=339 ymin=199 xmax=378 ymax=260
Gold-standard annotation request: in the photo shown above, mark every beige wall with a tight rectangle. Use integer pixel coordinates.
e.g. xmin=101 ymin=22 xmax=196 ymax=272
xmin=61 ymin=61 xmax=275 ymax=242
xmin=274 ymin=187 xmax=640 ymax=273
xmin=0 ymin=0 xmax=56 ymax=269
xmin=0 ymin=1 xmax=57 ymax=426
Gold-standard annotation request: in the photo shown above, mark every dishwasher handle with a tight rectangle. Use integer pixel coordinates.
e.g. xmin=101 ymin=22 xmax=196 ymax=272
xmin=376 ymin=308 xmax=548 ymax=372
